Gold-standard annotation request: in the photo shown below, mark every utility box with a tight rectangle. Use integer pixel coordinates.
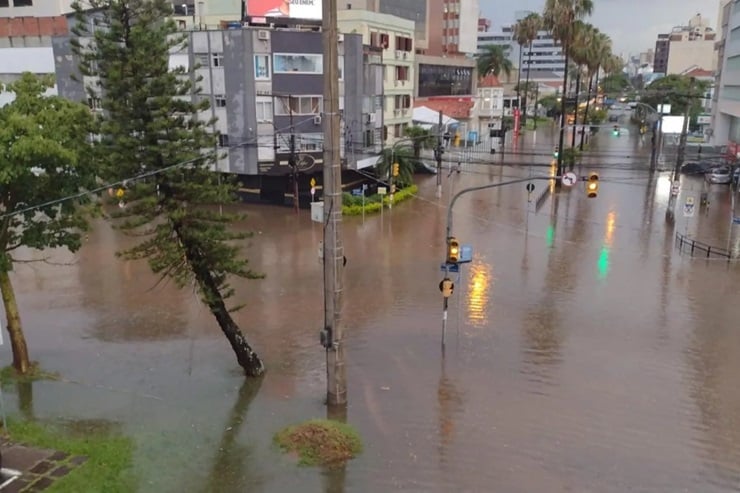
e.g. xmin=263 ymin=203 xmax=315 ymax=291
xmin=311 ymin=201 xmax=324 ymax=223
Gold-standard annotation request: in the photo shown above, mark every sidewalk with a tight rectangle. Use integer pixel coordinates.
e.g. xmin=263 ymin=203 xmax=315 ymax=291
xmin=0 ymin=438 xmax=86 ymax=492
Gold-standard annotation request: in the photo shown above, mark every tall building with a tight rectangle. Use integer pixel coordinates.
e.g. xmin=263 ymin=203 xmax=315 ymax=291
xmin=338 ymin=9 xmax=415 ymax=145
xmin=477 ymin=23 xmax=565 ymax=79
xmin=711 ymin=0 xmax=738 ymax=150
xmin=654 ymin=14 xmax=716 ymax=75
xmin=53 ymin=21 xmax=379 ymax=205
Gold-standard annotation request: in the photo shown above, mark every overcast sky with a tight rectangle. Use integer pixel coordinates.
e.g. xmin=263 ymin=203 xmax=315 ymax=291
xmin=481 ymin=0 xmax=721 ymax=57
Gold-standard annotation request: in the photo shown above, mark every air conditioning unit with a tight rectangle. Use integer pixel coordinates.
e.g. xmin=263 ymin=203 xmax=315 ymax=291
xmin=313 ymin=115 xmax=322 ymax=125
xmin=258 ymin=30 xmax=270 ymax=41
xmin=366 ymin=113 xmax=376 ymax=123
xmin=338 ymin=33 xmax=344 ymax=43
xmin=395 ymin=50 xmax=402 ymax=59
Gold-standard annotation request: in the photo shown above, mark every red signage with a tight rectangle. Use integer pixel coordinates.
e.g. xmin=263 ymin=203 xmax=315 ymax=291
xmin=727 ymin=141 xmax=738 ymax=161
xmin=513 ymin=108 xmax=521 ymax=136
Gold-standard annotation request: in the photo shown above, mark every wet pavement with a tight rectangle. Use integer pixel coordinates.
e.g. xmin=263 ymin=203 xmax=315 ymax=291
xmin=1 ymin=120 xmax=740 ymax=492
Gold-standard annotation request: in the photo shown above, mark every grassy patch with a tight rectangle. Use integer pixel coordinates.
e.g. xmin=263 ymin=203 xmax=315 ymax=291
xmin=342 ymin=184 xmax=418 ymax=216
xmin=0 ymin=363 xmax=59 ymax=385
xmin=274 ymin=419 xmax=362 ymax=467
xmin=4 ymin=417 xmax=135 ymax=492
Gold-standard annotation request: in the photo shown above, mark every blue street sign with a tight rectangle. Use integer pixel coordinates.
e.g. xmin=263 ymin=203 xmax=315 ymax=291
xmin=734 ymin=216 xmax=740 ymax=225
xmin=351 ymin=188 xmax=363 ymax=196
xmin=458 ymin=245 xmax=473 ymax=263
xmin=440 ymin=263 xmax=460 ymax=273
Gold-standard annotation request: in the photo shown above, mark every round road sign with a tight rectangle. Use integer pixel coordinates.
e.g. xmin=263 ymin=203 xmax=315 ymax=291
xmin=562 ymin=171 xmax=578 ymax=187
xmin=526 ymin=183 xmax=535 ymax=193
xmin=310 ymin=186 xmax=316 ymax=196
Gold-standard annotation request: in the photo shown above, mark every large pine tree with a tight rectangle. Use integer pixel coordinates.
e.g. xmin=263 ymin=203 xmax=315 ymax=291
xmin=71 ymin=0 xmax=264 ymax=376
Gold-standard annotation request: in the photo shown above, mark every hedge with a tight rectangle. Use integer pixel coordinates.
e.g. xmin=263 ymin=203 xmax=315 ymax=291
xmin=342 ymin=184 xmax=418 ymax=216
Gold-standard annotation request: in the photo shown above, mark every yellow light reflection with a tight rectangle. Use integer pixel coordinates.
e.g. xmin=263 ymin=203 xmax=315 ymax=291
xmin=466 ymin=259 xmax=492 ymax=327
xmin=605 ymin=210 xmax=616 ymax=246
xmin=549 ymin=159 xmax=557 ymax=193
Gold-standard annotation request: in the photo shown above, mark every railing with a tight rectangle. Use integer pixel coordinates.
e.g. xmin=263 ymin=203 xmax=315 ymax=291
xmin=675 ymin=232 xmax=736 ymax=260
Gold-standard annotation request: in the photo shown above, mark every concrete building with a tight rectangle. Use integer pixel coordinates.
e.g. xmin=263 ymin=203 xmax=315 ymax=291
xmin=654 ymin=14 xmax=717 ymax=75
xmin=338 ymin=9 xmax=414 ymax=146
xmin=710 ymin=0 xmax=738 ymax=149
xmin=170 ymin=0 xmax=242 ymax=30
xmin=53 ymin=24 xmax=378 ymax=205
xmin=476 ymin=74 xmax=504 ymax=136
xmin=0 ymin=0 xmax=73 ymax=17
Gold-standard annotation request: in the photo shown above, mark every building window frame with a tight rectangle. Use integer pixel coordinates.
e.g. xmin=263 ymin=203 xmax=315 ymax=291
xmin=273 ymin=53 xmax=323 ymax=74
xmin=275 ymin=95 xmax=323 ymax=115
xmin=256 ymin=97 xmax=273 ymax=122
xmin=255 ymin=54 xmax=271 ymax=80
xmin=212 ymin=53 xmax=224 ymax=67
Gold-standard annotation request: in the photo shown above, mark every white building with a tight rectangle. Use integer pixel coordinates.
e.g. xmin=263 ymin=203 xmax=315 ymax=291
xmin=338 ymin=9 xmax=415 ymax=146
xmin=711 ymin=0 xmax=738 ymax=149
xmin=0 ymin=0 xmax=74 ymax=17
xmin=476 ymin=74 xmax=504 ymax=136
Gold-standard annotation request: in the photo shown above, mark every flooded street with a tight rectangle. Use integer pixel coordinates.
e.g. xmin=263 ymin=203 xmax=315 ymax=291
xmin=3 ymin=122 xmax=740 ymax=492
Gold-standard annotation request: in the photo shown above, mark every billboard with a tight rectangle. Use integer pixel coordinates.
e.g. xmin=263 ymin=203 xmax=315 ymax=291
xmin=246 ymin=0 xmax=322 ymax=20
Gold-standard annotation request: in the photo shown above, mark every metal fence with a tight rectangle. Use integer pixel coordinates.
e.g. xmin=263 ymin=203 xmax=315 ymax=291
xmin=675 ymin=232 xmax=735 ymax=260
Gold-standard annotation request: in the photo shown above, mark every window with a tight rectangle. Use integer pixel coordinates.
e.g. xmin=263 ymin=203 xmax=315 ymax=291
xmin=194 ymin=54 xmax=209 ymax=68
xmin=255 ymin=55 xmax=270 ymax=79
xmin=363 ymin=129 xmax=375 ymax=147
xmin=395 ymin=66 xmax=410 ymax=81
xmin=218 ymin=134 xmax=229 ymax=147
xmin=0 ymin=0 xmax=9 ymax=7
xmin=395 ymin=36 xmax=413 ymax=52
xmin=214 ymin=95 xmax=226 ymax=107
xmin=273 ymin=54 xmax=323 ymax=74
xmin=338 ymin=55 xmax=344 ymax=80
xmin=87 ymin=97 xmax=102 ymax=111
xmin=275 ymin=96 xmax=322 ymax=115
xmin=394 ymin=95 xmax=411 ymax=110
xmin=13 ymin=0 xmax=32 ymax=5
xmin=212 ymin=53 xmax=224 ymax=67
xmin=256 ymin=97 xmax=273 ymax=122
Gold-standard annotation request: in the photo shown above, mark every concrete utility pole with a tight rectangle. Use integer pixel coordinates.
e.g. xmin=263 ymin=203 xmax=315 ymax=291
xmin=289 ymin=97 xmax=299 ymax=213
xmin=436 ymin=110 xmax=443 ymax=198
xmin=322 ymin=0 xmax=346 ymax=407
xmin=674 ymin=79 xmax=695 ymax=182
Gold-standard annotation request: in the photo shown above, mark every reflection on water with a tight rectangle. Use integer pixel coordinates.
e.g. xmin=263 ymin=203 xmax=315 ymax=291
xmin=465 ymin=257 xmax=492 ymax=327
xmin=598 ymin=210 xmax=617 ymax=280
xmin=436 ymin=358 xmax=464 ymax=465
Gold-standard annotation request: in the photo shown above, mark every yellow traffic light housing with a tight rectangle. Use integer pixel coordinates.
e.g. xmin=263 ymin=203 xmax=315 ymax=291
xmin=447 ymin=237 xmax=460 ymax=264
xmin=586 ymin=172 xmax=599 ymax=198
xmin=439 ymin=277 xmax=454 ymax=298
xmin=392 ymin=162 xmax=400 ymax=177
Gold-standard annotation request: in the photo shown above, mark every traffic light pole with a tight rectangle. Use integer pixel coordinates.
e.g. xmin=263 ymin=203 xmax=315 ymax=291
xmin=440 ymin=175 xmax=558 ymax=349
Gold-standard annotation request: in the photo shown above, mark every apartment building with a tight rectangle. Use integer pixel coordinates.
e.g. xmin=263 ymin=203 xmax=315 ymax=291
xmin=338 ymin=9 xmax=414 ymax=145
xmin=53 ymin=22 xmax=378 ymax=205
xmin=711 ymin=0 xmax=739 ymax=150
xmin=654 ymin=14 xmax=716 ymax=75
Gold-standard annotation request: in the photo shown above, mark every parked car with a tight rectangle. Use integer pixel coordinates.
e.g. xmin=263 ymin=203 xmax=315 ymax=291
xmin=733 ymin=167 xmax=740 ymax=185
xmin=608 ymin=114 xmax=619 ymax=122
xmin=706 ymin=166 xmax=732 ymax=184
xmin=681 ymin=160 xmax=715 ymax=175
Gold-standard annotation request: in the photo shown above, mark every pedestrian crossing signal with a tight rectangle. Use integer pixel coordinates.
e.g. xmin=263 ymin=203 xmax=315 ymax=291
xmin=439 ymin=277 xmax=454 ymax=298
xmin=586 ymin=172 xmax=599 ymax=198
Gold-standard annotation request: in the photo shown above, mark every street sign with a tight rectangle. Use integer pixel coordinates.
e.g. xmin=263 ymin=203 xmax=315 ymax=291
xmin=440 ymin=263 xmax=460 ymax=273
xmin=459 ymin=244 xmax=473 ymax=263
xmin=310 ymin=201 xmax=323 ymax=223
xmin=683 ymin=196 xmax=695 ymax=217
xmin=351 ymin=188 xmax=362 ymax=196
xmin=562 ymin=171 xmax=578 ymax=187
xmin=526 ymin=183 xmax=535 ymax=193
xmin=378 ymin=186 xmax=387 ymax=195
xmin=310 ymin=186 xmax=316 ymax=198
xmin=734 ymin=216 xmax=740 ymax=225
xmin=362 ymin=184 xmax=368 ymax=191
xmin=671 ymin=182 xmax=680 ymax=196
xmin=310 ymin=177 xmax=317 ymax=188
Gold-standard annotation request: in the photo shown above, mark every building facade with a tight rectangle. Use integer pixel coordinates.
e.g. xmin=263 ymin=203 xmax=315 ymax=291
xmin=0 ymin=0 xmax=73 ymax=17
xmin=338 ymin=9 xmax=414 ymax=146
xmin=654 ymin=14 xmax=717 ymax=75
xmin=53 ymin=24 xmax=376 ymax=205
xmin=711 ymin=0 xmax=738 ymax=150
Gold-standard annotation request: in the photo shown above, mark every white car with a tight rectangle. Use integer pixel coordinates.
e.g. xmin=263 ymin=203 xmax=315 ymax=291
xmin=706 ymin=166 xmax=732 ymax=184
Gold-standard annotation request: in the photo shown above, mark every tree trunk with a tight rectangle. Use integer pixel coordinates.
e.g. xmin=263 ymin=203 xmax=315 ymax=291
xmin=556 ymin=46 xmax=570 ymax=178
xmin=173 ymin=226 xmax=265 ymax=377
xmin=516 ymin=46 xmax=522 ymax=108
xmin=0 ymin=269 xmax=30 ymax=374
xmin=522 ymin=42 xmax=532 ymax=125
xmin=579 ymin=73 xmax=594 ymax=151
xmin=570 ymin=69 xmax=581 ymax=149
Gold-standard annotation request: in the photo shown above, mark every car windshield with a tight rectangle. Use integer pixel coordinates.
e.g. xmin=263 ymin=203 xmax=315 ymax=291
xmin=713 ymin=168 xmax=730 ymax=174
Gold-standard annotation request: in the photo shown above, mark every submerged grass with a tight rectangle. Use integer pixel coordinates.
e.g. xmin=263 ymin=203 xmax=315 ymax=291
xmin=4 ymin=417 xmax=135 ymax=492
xmin=274 ymin=419 xmax=362 ymax=467
xmin=0 ymin=363 xmax=59 ymax=385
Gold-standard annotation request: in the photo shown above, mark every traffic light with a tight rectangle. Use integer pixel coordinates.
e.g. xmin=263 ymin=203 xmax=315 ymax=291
xmin=447 ymin=237 xmax=460 ymax=264
xmin=612 ymin=125 xmax=620 ymax=136
xmin=553 ymin=146 xmax=559 ymax=158
xmin=439 ymin=277 xmax=454 ymax=298
xmin=586 ymin=172 xmax=599 ymax=198
xmin=392 ymin=162 xmax=399 ymax=177
xmin=114 ymin=181 xmax=128 ymax=208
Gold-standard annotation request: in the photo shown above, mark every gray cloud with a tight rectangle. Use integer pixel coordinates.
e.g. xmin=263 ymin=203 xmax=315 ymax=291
xmin=481 ymin=0 xmax=720 ymax=56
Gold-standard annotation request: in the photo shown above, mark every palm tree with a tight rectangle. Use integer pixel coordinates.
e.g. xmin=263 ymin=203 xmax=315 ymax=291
xmin=515 ymin=13 xmax=542 ymax=124
xmin=404 ymin=125 xmax=436 ymax=162
xmin=543 ymin=0 xmax=594 ymax=176
xmin=477 ymin=44 xmax=513 ymax=79
xmin=568 ymin=21 xmax=595 ymax=148
xmin=375 ymin=147 xmax=415 ymax=187
xmin=580 ymin=31 xmax=611 ymax=150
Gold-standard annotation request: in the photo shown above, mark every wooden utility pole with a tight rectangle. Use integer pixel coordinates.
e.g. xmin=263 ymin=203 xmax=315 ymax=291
xmin=436 ymin=111 xmax=443 ymax=198
xmin=289 ymin=96 xmax=299 ymax=213
xmin=322 ymin=0 xmax=346 ymax=407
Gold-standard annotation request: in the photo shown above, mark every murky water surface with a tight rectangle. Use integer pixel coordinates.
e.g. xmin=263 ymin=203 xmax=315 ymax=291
xmin=3 ymin=123 xmax=740 ymax=492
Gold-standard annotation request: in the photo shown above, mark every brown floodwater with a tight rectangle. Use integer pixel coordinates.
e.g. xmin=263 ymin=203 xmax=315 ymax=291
xmin=2 ymin=124 xmax=740 ymax=492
